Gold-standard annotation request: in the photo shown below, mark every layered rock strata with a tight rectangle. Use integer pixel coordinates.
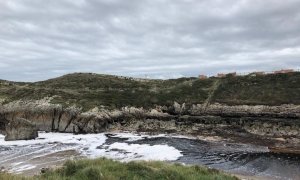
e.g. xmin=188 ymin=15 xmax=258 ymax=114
xmin=0 ymin=100 xmax=299 ymax=152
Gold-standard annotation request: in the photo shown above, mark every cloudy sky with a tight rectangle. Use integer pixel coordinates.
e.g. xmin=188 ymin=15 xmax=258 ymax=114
xmin=0 ymin=0 xmax=299 ymax=81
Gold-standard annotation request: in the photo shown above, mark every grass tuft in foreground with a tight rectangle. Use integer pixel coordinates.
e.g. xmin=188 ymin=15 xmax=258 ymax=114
xmin=0 ymin=158 xmax=238 ymax=180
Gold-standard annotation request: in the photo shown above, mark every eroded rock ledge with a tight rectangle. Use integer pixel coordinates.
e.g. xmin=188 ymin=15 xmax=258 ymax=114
xmin=0 ymin=99 xmax=299 ymax=152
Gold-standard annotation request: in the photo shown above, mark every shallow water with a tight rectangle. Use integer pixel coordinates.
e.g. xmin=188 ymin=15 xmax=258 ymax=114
xmin=0 ymin=132 xmax=299 ymax=179
xmin=105 ymin=134 xmax=300 ymax=180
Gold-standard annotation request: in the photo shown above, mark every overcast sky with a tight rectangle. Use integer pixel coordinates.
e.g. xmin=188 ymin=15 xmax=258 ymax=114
xmin=0 ymin=0 xmax=299 ymax=81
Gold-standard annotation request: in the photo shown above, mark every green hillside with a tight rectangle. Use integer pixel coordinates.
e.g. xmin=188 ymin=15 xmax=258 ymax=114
xmin=212 ymin=72 xmax=300 ymax=105
xmin=0 ymin=72 xmax=299 ymax=110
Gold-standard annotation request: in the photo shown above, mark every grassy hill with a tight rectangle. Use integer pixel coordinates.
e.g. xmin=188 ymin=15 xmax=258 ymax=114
xmin=0 ymin=72 xmax=299 ymax=110
xmin=0 ymin=158 xmax=237 ymax=180
xmin=212 ymin=72 xmax=300 ymax=105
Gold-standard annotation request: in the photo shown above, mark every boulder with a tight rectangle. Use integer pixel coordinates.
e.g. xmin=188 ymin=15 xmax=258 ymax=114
xmin=173 ymin=102 xmax=182 ymax=114
xmin=0 ymin=114 xmax=8 ymax=135
xmin=169 ymin=101 xmax=185 ymax=115
xmin=5 ymin=118 xmax=38 ymax=141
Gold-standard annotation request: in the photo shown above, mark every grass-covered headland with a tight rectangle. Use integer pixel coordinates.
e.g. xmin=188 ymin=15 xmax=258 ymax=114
xmin=0 ymin=158 xmax=237 ymax=180
xmin=0 ymin=72 xmax=299 ymax=111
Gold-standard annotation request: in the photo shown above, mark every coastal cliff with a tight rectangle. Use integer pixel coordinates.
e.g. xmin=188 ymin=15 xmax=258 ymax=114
xmin=1 ymin=99 xmax=299 ymax=153
xmin=0 ymin=72 xmax=299 ymax=152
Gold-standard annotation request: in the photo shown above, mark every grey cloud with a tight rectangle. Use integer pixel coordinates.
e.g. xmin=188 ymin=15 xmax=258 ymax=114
xmin=0 ymin=0 xmax=299 ymax=82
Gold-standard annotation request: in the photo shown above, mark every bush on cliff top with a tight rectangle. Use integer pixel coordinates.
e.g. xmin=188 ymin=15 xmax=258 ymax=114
xmin=0 ymin=158 xmax=238 ymax=180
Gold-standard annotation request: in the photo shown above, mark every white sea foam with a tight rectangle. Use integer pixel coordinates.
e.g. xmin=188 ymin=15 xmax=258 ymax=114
xmin=0 ymin=132 xmax=107 ymax=147
xmin=109 ymin=132 xmax=196 ymax=142
xmin=102 ymin=142 xmax=182 ymax=161
xmin=0 ymin=132 xmax=183 ymax=174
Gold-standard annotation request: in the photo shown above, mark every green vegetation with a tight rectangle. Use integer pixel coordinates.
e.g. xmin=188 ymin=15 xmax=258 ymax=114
xmin=212 ymin=73 xmax=300 ymax=105
xmin=0 ymin=73 xmax=214 ymax=110
xmin=0 ymin=72 xmax=299 ymax=110
xmin=0 ymin=158 xmax=238 ymax=180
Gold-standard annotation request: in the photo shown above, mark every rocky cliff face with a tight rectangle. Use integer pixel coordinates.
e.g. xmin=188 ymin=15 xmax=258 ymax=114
xmin=165 ymin=102 xmax=300 ymax=118
xmin=0 ymin=98 xmax=168 ymax=133
xmin=1 ymin=100 xmax=299 ymax=135
xmin=0 ymin=113 xmax=8 ymax=135
xmin=5 ymin=118 xmax=38 ymax=141
xmin=0 ymin=99 xmax=299 ymax=152
xmin=190 ymin=103 xmax=300 ymax=118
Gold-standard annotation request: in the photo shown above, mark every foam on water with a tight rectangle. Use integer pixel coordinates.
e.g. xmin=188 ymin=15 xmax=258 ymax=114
xmin=102 ymin=142 xmax=182 ymax=161
xmin=109 ymin=132 xmax=196 ymax=142
xmin=0 ymin=132 xmax=107 ymax=147
xmin=0 ymin=132 xmax=183 ymax=174
xmin=2 ymin=132 xmax=298 ymax=179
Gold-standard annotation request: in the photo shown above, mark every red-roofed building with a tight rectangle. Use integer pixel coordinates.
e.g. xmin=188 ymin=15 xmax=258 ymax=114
xmin=199 ymin=75 xmax=208 ymax=79
xmin=217 ymin=73 xmax=226 ymax=78
xmin=274 ymin=69 xmax=294 ymax=74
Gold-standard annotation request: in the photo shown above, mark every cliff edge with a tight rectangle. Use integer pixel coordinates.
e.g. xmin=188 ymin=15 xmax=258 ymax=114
xmin=0 ymin=72 xmax=299 ymax=153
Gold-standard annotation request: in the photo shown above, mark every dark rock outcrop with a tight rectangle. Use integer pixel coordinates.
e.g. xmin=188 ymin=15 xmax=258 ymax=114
xmin=5 ymin=118 xmax=38 ymax=141
xmin=0 ymin=114 xmax=8 ymax=135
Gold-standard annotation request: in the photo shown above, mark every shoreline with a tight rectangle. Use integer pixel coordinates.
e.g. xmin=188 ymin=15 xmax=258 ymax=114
xmin=1 ymin=131 xmax=299 ymax=179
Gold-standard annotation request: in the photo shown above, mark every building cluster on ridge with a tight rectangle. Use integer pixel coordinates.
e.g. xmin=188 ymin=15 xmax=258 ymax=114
xmin=198 ymin=69 xmax=296 ymax=79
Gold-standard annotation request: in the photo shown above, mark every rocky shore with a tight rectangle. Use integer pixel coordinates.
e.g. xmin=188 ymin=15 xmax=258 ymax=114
xmin=0 ymin=98 xmax=299 ymax=153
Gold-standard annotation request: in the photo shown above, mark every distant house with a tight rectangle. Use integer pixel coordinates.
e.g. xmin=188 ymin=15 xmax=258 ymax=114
xmin=274 ymin=69 xmax=294 ymax=74
xmin=217 ymin=73 xmax=226 ymax=78
xmin=217 ymin=72 xmax=236 ymax=78
xmin=226 ymin=72 xmax=237 ymax=77
xmin=198 ymin=75 xmax=207 ymax=79
xmin=254 ymin=71 xmax=265 ymax=75
xmin=249 ymin=71 xmax=265 ymax=76
xmin=210 ymin=69 xmax=296 ymax=79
